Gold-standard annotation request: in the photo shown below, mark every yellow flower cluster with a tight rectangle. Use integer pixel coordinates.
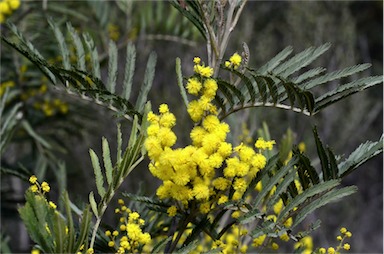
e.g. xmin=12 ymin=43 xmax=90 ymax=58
xmin=29 ymin=175 xmax=51 ymax=194
xmin=294 ymin=236 xmax=313 ymax=254
xmin=145 ymin=58 xmax=274 ymax=220
xmin=108 ymin=24 xmax=120 ymax=41
xmin=0 ymin=80 xmax=15 ymax=97
xmin=318 ymin=227 xmax=352 ymax=254
xmin=106 ymin=199 xmax=151 ymax=253
xmin=0 ymin=0 xmax=20 ymax=23
xmin=2 ymin=66 xmax=69 ymax=116
xmin=225 ymin=52 xmax=242 ymax=69
xmin=33 ymin=98 xmax=69 ymax=116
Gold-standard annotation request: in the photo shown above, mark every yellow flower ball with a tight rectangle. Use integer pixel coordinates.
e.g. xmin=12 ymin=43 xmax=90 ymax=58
xmin=41 ymin=182 xmax=50 ymax=193
xmin=327 ymin=247 xmax=335 ymax=254
xmin=29 ymin=175 xmax=38 ymax=184
xmin=0 ymin=2 xmax=11 ymax=15
xmin=167 ymin=206 xmax=177 ymax=217
xmin=8 ymin=0 xmax=20 ymax=10
xmin=343 ymin=243 xmax=351 ymax=250
xmin=49 ymin=201 xmax=57 ymax=209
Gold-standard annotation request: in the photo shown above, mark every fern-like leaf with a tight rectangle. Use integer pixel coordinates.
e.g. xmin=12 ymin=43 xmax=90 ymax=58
xmin=277 ymin=179 xmax=340 ymax=223
xmin=338 ymin=135 xmax=383 ymax=178
xmin=292 ymin=186 xmax=357 ymax=228
xmin=122 ymin=43 xmax=136 ymax=100
xmin=176 ymin=57 xmax=189 ymax=108
xmin=107 ymin=40 xmax=118 ymax=94
xmin=48 ymin=18 xmax=71 ymax=70
xmin=89 ymin=149 xmax=106 ymax=198
xmin=135 ymin=52 xmax=157 ymax=113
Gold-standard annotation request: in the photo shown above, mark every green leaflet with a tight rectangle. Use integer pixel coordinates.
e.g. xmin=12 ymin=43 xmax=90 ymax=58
xmin=89 ymin=149 xmax=106 ymax=198
xmin=64 ymin=192 xmax=75 ymax=252
xmin=123 ymin=43 xmax=136 ymax=100
xmin=292 ymin=186 xmax=357 ymax=228
xmin=314 ymin=76 xmax=383 ymax=113
xmin=275 ymin=43 xmax=331 ymax=78
xmin=217 ymin=79 xmax=245 ymax=106
xmin=253 ymin=157 xmax=298 ymax=208
xmin=123 ymin=193 xmax=169 ymax=210
xmin=313 ymin=127 xmax=332 ymax=181
xmin=66 ymin=22 xmax=86 ymax=71
xmin=135 ymin=51 xmax=157 ymax=113
xmin=303 ymin=63 xmax=372 ymax=89
xmin=3 ymin=23 xmax=56 ymax=84
xmin=116 ymin=123 xmax=123 ymax=164
xmin=338 ymin=135 xmax=383 ymax=178
xmin=151 ymin=236 xmax=172 ymax=254
xmin=89 ymin=191 xmax=99 ymax=217
xmin=266 ymin=169 xmax=297 ymax=210
xmin=21 ymin=120 xmax=52 ymax=149
xmin=83 ymin=32 xmax=101 ymax=79
xmin=257 ymin=46 xmax=293 ymax=74
xmin=175 ymin=240 xmax=199 ymax=254
xmin=107 ymin=40 xmax=118 ymax=94
xmin=176 ymin=57 xmax=189 ymax=109
xmin=292 ymin=67 xmax=326 ymax=84
xmin=74 ymin=205 xmax=92 ymax=252
xmin=48 ymin=18 xmax=71 ymax=70
xmin=277 ymin=179 xmax=340 ymax=223
xmin=0 ymin=101 xmax=22 ymax=153
xmin=169 ymin=0 xmax=207 ymax=40
xmin=102 ymin=137 xmax=113 ymax=186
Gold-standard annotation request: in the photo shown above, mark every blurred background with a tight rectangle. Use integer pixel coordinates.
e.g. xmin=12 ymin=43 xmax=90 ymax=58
xmin=1 ymin=1 xmax=382 ymax=253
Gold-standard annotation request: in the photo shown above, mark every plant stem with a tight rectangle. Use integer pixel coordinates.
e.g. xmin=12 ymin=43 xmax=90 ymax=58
xmin=168 ymin=209 xmax=196 ymax=252
xmin=89 ymin=201 xmax=108 ymax=249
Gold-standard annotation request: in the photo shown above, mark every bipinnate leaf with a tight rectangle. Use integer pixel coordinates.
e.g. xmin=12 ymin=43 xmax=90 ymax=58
xmin=89 ymin=149 xmax=106 ymax=198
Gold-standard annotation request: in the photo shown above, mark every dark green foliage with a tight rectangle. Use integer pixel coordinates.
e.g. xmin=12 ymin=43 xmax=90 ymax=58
xmin=217 ymin=44 xmax=382 ymax=119
xmin=2 ymin=20 xmax=157 ymax=120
